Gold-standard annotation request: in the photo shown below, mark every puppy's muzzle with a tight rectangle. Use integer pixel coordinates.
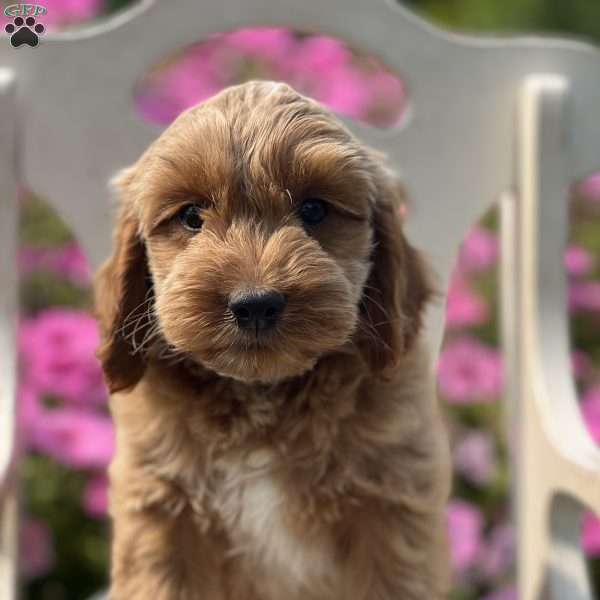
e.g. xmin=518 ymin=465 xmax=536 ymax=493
xmin=229 ymin=290 xmax=286 ymax=332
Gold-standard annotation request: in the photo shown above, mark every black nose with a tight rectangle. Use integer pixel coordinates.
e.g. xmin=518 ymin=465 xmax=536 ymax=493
xmin=229 ymin=291 xmax=286 ymax=332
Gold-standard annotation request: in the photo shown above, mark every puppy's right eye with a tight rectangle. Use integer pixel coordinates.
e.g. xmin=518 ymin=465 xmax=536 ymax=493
xmin=178 ymin=204 xmax=203 ymax=232
xmin=299 ymin=198 xmax=328 ymax=226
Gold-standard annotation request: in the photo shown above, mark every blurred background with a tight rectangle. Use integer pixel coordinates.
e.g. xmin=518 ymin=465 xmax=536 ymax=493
xmin=10 ymin=1 xmax=600 ymax=599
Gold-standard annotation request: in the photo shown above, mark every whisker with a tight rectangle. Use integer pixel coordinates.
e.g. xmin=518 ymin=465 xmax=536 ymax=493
xmin=359 ymin=291 xmax=391 ymax=322
xmin=117 ymin=293 xmax=155 ymax=337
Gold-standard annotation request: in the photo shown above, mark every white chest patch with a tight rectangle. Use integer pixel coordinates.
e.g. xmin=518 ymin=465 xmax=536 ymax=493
xmin=215 ymin=450 xmax=335 ymax=589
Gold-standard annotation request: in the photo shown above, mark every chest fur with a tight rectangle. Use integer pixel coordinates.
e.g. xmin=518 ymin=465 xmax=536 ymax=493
xmin=211 ymin=449 xmax=338 ymax=590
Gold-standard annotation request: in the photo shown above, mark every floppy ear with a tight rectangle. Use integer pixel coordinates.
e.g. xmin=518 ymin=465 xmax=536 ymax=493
xmin=95 ymin=169 xmax=152 ymax=393
xmin=360 ymin=176 xmax=433 ymax=373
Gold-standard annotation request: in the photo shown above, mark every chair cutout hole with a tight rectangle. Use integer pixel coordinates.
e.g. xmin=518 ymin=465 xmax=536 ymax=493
xmin=570 ymin=174 xmax=600 ymax=592
xmin=570 ymin=175 xmax=600 ymax=454
xmin=439 ymin=206 xmax=516 ymax=599
xmin=134 ymin=27 xmax=406 ymax=129
xmin=18 ymin=192 xmax=110 ymax=598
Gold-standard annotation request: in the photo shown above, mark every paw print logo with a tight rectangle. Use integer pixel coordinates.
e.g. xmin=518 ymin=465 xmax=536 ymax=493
xmin=5 ymin=16 xmax=45 ymax=48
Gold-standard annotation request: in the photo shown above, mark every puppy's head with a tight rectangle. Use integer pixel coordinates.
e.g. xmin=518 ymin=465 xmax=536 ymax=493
xmin=95 ymin=81 xmax=431 ymax=392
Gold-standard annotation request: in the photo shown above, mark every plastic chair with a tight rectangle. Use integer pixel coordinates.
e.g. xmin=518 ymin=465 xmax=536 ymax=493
xmin=2 ymin=1 xmax=600 ymax=597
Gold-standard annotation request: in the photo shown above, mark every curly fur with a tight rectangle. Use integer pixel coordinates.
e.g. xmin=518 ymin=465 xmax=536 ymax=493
xmin=95 ymin=81 xmax=451 ymax=600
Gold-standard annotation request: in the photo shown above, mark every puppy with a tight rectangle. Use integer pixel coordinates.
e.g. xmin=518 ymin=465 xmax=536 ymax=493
xmin=95 ymin=80 xmax=451 ymax=600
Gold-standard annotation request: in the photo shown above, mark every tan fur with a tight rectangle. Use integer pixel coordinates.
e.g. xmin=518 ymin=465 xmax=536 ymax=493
xmin=95 ymin=81 xmax=451 ymax=600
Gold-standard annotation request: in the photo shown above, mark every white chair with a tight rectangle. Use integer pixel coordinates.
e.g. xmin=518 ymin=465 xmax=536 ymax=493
xmin=2 ymin=1 xmax=600 ymax=597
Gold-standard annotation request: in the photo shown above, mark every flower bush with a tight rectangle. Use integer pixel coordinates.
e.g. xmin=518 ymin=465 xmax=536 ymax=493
xmin=135 ymin=27 xmax=405 ymax=128
xmin=15 ymin=2 xmax=600 ymax=599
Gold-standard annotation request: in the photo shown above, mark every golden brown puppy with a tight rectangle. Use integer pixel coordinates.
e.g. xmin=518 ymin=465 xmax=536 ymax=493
xmin=95 ymin=80 xmax=451 ymax=600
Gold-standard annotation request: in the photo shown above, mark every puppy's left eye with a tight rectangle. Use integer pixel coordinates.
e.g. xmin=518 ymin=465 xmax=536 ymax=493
xmin=178 ymin=204 xmax=203 ymax=232
xmin=299 ymin=198 xmax=328 ymax=226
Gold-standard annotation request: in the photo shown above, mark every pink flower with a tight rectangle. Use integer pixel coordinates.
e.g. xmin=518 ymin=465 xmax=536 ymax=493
xmin=482 ymin=585 xmax=518 ymax=600
xmin=310 ymin=63 xmax=372 ymax=118
xmin=369 ymin=71 xmax=405 ymax=105
xmin=29 ymin=409 xmax=114 ymax=469
xmin=454 ymin=431 xmax=497 ymax=486
xmin=51 ymin=242 xmax=92 ymax=285
xmin=445 ymin=275 xmax=489 ymax=329
xmin=581 ymin=386 xmax=600 ymax=444
xmin=285 ymin=36 xmax=403 ymax=123
xmin=19 ymin=309 xmax=107 ymax=406
xmin=565 ymin=246 xmax=594 ymax=278
xmin=136 ymin=48 xmax=225 ymax=124
xmin=437 ymin=337 xmax=504 ymax=403
xmin=569 ymin=281 xmax=600 ymax=312
xmin=84 ymin=472 xmax=109 ymax=518
xmin=582 ymin=511 xmax=600 ymax=555
xmin=137 ymin=28 xmax=296 ymax=125
xmin=19 ymin=243 xmax=92 ymax=285
xmin=135 ymin=28 xmax=403 ymax=128
xmin=135 ymin=92 xmax=175 ymax=125
xmin=480 ymin=523 xmax=515 ymax=579
xmin=579 ymin=172 xmax=600 ymax=201
xmin=365 ymin=71 xmax=406 ymax=127
xmin=458 ymin=226 xmax=499 ymax=274
xmin=287 ymin=36 xmax=351 ymax=78
xmin=20 ymin=517 xmax=54 ymax=580
xmin=225 ymin=28 xmax=294 ymax=58
xmin=446 ymin=499 xmax=483 ymax=574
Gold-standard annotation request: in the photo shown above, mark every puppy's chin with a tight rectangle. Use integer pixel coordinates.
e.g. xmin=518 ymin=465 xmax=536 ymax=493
xmin=194 ymin=343 xmax=319 ymax=384
xmin=159 ymin=307 xmax=359 ymax=384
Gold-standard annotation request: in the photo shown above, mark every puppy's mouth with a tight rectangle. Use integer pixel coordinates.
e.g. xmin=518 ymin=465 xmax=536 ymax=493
xmin=239 ymin=327 xmax=275 ymax=344
xmin=159 ymin=277 xmax=358 ymax=383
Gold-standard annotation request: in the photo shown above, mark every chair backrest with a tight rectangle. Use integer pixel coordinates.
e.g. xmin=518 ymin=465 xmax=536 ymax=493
xmin=2 ymin=1 xmax=600 ymax=598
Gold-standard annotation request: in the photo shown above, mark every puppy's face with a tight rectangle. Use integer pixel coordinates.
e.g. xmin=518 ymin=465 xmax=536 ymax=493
xmin=96 ymin=82 xmax=431 ymax=391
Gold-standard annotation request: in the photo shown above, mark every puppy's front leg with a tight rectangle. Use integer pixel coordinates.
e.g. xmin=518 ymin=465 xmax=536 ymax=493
xmin=110 ymin=478 xmax=224 ymax=600
xmin=338 ymin=504 xmax=450 ymax=600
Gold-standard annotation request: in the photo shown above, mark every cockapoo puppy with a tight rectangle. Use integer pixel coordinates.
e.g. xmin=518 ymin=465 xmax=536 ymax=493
xmin=95 ymin=80 xmax=451 ymax=600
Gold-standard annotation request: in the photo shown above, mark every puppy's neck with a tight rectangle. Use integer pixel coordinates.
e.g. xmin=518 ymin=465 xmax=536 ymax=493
xmin=162 ymin=343 xmax=366 ymax=398
xmin=141 ymin=342 xmax=368 ymax=428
